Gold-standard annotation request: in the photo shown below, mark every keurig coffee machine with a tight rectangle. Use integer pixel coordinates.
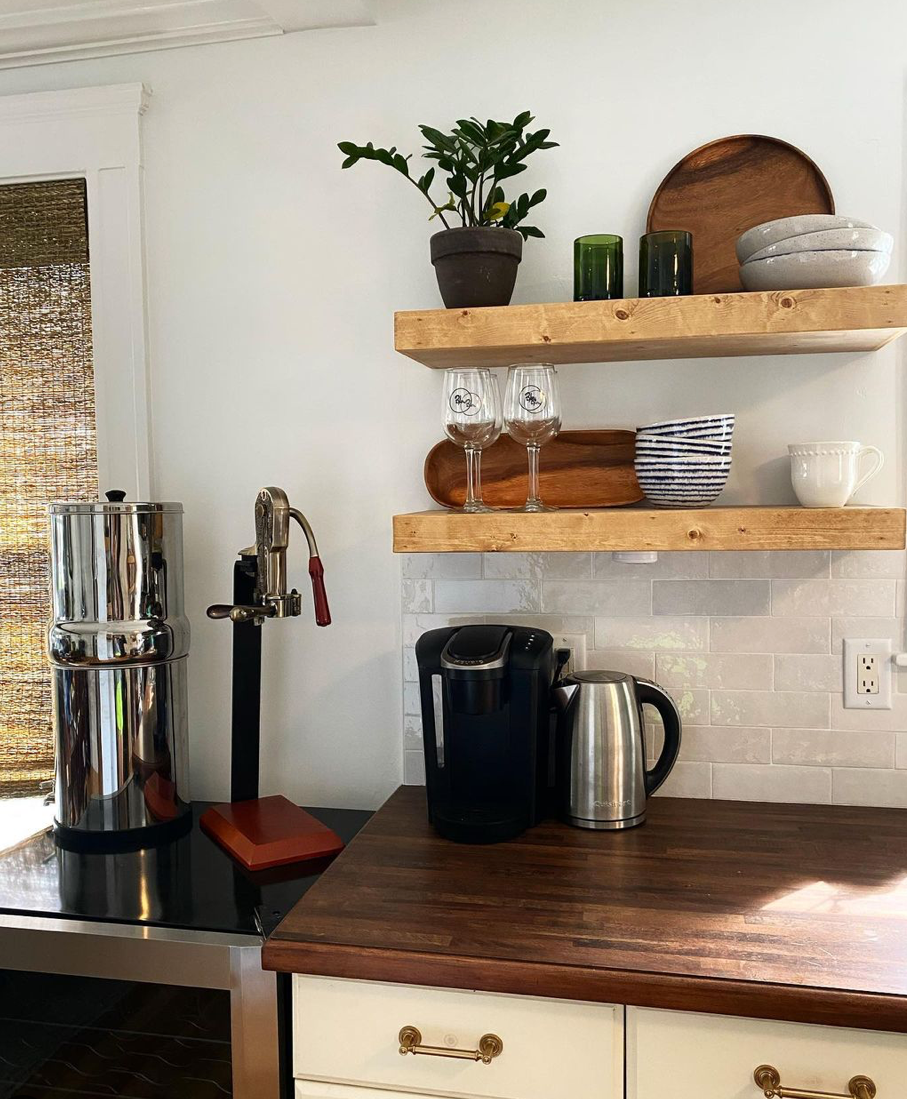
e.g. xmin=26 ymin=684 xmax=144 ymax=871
xmin=415 ymin=625 xmax=555 ymax=843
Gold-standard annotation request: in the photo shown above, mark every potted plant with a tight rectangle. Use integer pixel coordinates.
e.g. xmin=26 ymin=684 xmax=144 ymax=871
xmin=338 ymin=112 xmax=558 ymax=308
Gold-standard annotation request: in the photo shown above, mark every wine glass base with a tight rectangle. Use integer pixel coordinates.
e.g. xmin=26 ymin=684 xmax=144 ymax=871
xmin=462 ymin=502 xmax=496 ymax=513
xmin=520 ymin=502 xmax=558 ymax=513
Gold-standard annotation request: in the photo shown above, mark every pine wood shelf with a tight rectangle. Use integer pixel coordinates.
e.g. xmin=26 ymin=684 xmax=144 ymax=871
xmin=395 ymin=285 xmax=907 ymax=368
xmin=393 ymin=506 xmax=906 ymax=553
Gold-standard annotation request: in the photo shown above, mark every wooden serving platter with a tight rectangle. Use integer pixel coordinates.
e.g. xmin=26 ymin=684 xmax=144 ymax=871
xmin=647 ymin=133 xmax=834 ymax=294
xmin=424 ymin=429 xmax=641 ymax=509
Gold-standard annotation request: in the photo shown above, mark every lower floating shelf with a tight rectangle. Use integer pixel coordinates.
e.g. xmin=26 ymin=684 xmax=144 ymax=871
xmin=393 ymin=506 xmax=907 ymax=553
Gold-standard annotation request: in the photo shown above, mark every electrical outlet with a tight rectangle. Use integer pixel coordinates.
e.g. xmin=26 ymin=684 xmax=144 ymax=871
xmin=844 ymin=638 xmax=891 ymax=709
xmin=552 ymin=632 xmax=587 ymax=675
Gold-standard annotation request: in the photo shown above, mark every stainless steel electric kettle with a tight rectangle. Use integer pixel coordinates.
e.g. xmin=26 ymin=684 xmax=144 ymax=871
xmin=554 ymin=671 xmax=682 ymax=830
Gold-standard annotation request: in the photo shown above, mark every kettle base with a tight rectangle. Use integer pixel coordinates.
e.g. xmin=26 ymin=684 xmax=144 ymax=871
xmin=564 ymin=811 xmax=646 ymax=831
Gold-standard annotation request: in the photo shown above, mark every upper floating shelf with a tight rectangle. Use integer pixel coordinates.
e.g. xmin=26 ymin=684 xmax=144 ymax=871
xmin=394 ymin=285 xmax=907 ymax=368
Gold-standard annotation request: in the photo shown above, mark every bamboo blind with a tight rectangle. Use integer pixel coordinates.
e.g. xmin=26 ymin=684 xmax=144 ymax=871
xmin=0 ymin=179 xmax=97 ymax=797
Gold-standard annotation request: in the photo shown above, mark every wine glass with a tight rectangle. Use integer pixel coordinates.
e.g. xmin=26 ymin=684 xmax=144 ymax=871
xmin=503 ymin=364 xmax=561 ymax=512
xmin=441 ymin=369 xmax=502 ymax=512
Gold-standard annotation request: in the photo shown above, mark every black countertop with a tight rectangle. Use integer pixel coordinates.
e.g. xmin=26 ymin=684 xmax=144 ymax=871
xmin=0 ymin=803 xmax=371 ymax=939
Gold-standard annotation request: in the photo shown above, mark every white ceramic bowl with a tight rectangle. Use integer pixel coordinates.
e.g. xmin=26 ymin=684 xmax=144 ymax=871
xmin=736 ymin=215 xmax=877 ymax=264
xmin=637 ymin=414 xmax=735 ymax=441
xmin=745 ymin=227 xmax=893 ymax=264
xmin=739 ymin=249 xmax=891 ymax=292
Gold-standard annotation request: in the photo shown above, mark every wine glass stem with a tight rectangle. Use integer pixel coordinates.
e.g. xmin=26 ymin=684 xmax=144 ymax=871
xmin=474 ymin=448 xmax=484 ymax=505
xmin=527 ymin=444 xmax=541 ymax=508
xmin=465 ymin=446 xmax=479 ymax=509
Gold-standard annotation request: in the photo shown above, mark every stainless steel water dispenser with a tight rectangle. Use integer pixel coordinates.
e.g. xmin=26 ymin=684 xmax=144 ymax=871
xmin=48 ymin=492 xmax=191 ymax=848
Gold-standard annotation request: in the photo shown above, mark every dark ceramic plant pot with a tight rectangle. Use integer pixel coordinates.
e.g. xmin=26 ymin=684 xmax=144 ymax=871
xmin=430 ymin=227 xmax=523 ymax=309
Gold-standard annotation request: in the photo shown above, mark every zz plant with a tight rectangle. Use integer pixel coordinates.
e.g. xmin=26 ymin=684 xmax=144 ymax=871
xmin=338 ymin=111 xmax=558 ymax=240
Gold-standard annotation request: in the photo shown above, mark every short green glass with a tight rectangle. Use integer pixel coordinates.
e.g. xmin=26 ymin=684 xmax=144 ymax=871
xmin=574 ymin=234 xmax=624 ymax=301
xmin=639 ymin=230 xmax=693 ymax=297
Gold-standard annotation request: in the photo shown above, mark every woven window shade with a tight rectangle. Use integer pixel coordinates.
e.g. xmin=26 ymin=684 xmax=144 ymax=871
xmin=0 ymin=179 xmax=97 ymax=797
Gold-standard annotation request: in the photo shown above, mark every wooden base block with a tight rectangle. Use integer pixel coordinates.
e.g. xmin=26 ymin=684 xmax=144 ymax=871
xmin=200 ymin=795 xmax=345 ymax=871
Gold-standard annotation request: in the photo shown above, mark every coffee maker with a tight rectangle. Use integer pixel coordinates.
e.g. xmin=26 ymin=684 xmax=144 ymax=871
xmin=415 ymin=625 xmax=555 ymax=844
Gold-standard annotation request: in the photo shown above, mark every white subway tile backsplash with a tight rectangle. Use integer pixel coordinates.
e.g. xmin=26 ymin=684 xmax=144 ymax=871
xmin=656 ymin=652 xmax=772 ymax=690
xmin=709 ymin=550 xmax=829 ymax=579
xmin=773 ymin=654 xmax=842 ymax=693
xmin=831 ymin=550 xmax=907 ymax=580
xmin=652 ymin=761 xmax=712 ymax=799
xmin=713 ymin=764 xmax=832 ymax=804
xmin=653 ymin=580 xmax=770 ymax=616
xmin=711 ymin=690 xmax=829 ymax=729
xmin=400 ymin=549 xmax=907 ymax=808
xmin=593 ymin=551 xmax=709 ymax=579
xmin=542 ymin=579 xmax=651 ymax=616
xmin=773 ymin=728 xmax=894 ymax=768
xmin=772 ymin=579 xmax=896 ymax=618
xmin=831 ymin=617 xmax=904 ymax=654
xmin=403 ymin=750 xmax=426 ymax=786
xmin=402 ymin=553 xmax=482 ymax=579
xmin=434 ymin=580 xmax=539 ymax=614
xmin=710 ymin=616 xmax=828 ymax=654
xmin=484 ymin=552 xmax=592 ymax=580
xmin=595 ymin=616 xmax=708 ymax=651
xmin=679 ymin=726 xmax=771 ymax=764
xmin=401 ymin=579 xmax=433 ymax=613
xmin=585 ymin=649 xmax=656 ymax=679
xmin=832 ymin=768 xmax=907 ymax=808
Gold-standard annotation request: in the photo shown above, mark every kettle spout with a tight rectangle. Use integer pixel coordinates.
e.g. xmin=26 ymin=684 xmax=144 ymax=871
xmin=552 ymin=682 xmax=579 ymax=713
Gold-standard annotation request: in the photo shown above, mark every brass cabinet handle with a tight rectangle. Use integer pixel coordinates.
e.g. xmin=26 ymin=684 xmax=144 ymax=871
xmin=755 ymin=1065 xmax=877 ymax=1099
xmin=398 ymin=1026 xmax=503 ymax=1065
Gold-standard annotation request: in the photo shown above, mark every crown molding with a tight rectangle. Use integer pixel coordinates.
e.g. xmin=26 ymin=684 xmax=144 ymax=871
xmin=0 ymin=81 xmax=150 ymax=121
xmin=0 ymin=1 xmax=375 ymax=69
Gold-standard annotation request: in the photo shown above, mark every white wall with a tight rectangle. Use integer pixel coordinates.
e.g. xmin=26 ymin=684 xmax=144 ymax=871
xmin=1 ymin=0 xmax=905 ymax=808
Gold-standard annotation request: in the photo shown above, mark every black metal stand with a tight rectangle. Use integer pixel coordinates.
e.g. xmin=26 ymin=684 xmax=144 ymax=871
xmin=230 ymin=554 xmax=262 ymax=803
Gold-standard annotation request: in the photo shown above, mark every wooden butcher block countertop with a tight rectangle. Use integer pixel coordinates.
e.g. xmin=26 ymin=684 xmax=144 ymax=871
xmin=263 ymin=787 xmax=907 ymax=1033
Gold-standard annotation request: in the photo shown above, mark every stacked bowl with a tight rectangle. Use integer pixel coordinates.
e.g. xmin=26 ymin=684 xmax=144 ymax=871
xmin=737 ymin=215 xmax=892 ymax=291
xmin=635 ymin=415 xmax=734 ymax=508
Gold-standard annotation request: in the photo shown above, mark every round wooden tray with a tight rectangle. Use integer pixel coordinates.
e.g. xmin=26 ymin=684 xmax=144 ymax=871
xmin=647 ymin=134 xmax=834 ymax=294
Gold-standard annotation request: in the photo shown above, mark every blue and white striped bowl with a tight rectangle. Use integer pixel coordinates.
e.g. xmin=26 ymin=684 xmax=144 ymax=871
xmin=636 ymin=432 xmax=732 ymax=456
xmin=635 ymin=453 xmax=732 ymax=508
xmin=637 ymin=414 xmax=735 ymax=442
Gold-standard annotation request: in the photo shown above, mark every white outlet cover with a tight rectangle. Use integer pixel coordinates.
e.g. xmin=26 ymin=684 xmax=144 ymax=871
xmin=553 ymin=632 xmax=587 ymax=673
xmin=843 ymin=637 xmax=892 ymax=709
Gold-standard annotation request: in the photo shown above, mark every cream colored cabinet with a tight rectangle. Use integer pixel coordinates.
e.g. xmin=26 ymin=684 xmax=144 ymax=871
xmin=627 ymin=1007 xmax=907 ymax=1099
xmin=295 ymin=1084 xmax=438 ymax=1099
xmin=292 ymin=974 xmax=624 ymax=1099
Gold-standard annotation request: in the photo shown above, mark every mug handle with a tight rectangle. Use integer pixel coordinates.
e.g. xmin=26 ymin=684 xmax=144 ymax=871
xmin=853 ymin=446 xmax=884 ymax=498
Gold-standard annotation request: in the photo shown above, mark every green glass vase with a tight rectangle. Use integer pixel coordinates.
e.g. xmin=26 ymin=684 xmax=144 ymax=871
xmin=638 ymin=230 xmax=693 ymax=297
xmin=574 ymin=234 xmax=624 ymax=301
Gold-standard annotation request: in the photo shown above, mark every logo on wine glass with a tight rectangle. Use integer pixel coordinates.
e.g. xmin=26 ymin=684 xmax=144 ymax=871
xmin=449 ymin=388 xmax=481 ymax=416
xmin=519 ymin=385 xmax=546 ymax=413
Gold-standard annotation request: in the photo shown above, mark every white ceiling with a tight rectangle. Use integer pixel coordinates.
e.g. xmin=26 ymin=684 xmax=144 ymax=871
xmin=0 ymin=0 xmax=376 ymax=68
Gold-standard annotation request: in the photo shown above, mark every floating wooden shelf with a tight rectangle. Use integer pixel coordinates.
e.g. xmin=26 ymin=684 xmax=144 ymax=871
xmin=393 ymin=507 xmax=906 ymax=553
xmin=395 ymin=285 xmax=907 ymax=368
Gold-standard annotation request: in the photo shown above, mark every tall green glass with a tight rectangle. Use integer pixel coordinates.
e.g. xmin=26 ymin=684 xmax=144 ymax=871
xmin=574 ymin=234 xmax=624 ymax=301
xmin=638 ymin=230 xmax=693 ymax=297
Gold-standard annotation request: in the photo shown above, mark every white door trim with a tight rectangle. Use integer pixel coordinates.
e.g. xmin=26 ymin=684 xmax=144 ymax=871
xmin=0 ymin=82 xmax=152 ymax=498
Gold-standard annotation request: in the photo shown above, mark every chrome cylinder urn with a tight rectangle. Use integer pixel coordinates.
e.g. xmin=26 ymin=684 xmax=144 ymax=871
xmin=48 ymin=492 xmax=191 ymax=849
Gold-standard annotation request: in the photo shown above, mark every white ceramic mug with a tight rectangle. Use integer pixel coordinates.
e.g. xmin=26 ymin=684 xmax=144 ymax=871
xmin=788 ymin=442 xmax=884 ymax=508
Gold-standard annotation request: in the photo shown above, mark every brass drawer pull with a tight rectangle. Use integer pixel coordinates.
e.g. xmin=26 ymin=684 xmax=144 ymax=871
xmin=398 ymin=1025 xmax=503 ymax=1065
xmin=755 ymin=1065 xmax=877 ymax=1099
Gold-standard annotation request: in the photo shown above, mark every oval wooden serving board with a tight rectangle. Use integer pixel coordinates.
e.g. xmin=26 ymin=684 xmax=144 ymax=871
xmin=425 ymin=429 xmax=642 ymax=509
xmin=647 ymin=133 xmax=834 ymax=294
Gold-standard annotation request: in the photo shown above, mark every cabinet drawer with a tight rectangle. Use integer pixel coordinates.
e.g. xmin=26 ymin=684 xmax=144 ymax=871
xmin=293 ymin=975 xmax=622 ymax=1099
xmin=296 ymin=1084 xmax=437 ymax=1099
xmin=628 ymin=1007 xmax=907 ymax=1099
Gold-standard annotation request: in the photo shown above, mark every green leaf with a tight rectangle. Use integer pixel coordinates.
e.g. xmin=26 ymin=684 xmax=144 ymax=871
xmin=417 ymin=167 xmax=435 ymax=192
xmin=529 ymin=188 xmax=547 ymax=206
xmin=419 ymin=125 xmax=457 ymax=153
xmin=448 ymin=175 xmax=470 ymax=199
xmin=520 ymin=225 xmax=545 ymax=239
xmin=337 ymin=141 xmax=359 ymax=155
xmin=340 ymin=156 xmax=357 ymax=169
xmin=513 ymin=110 xmax=533 ymax=129
xmin=392 ymin=154 xmax=410 ymax=174
xmin=455 ymin=119 xmax=486 ymax=146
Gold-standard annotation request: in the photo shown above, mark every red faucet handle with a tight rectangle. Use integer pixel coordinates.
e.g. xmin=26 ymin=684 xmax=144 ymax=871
xmin=308 ymin=556 xmax=331 ymax=626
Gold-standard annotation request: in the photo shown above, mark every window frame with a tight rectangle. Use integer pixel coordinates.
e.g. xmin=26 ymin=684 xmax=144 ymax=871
xmin=0 ymin=82 xmax=152 ymax=497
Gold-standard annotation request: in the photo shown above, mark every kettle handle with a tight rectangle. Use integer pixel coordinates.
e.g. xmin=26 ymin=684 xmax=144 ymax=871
xmin=636 ymin=678 xmax=682 ymax=796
